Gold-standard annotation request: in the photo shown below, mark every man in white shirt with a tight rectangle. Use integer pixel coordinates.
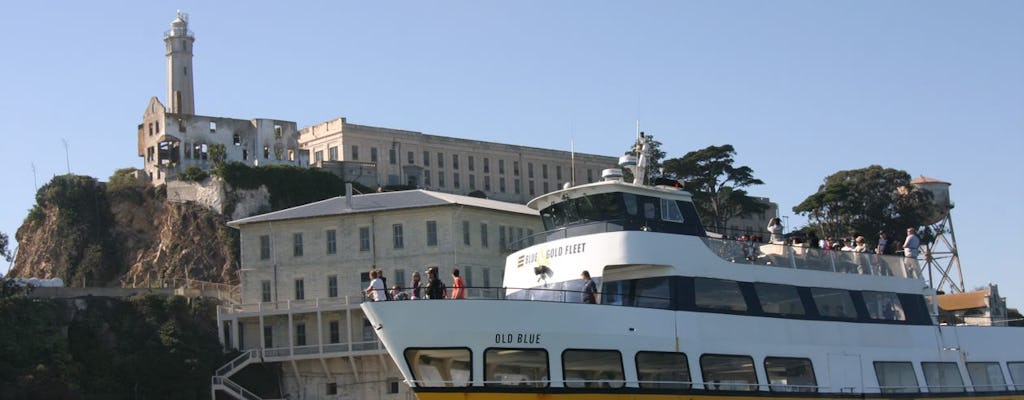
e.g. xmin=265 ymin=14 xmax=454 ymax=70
xmin=365 ymin=270 xmax=387 ymax=301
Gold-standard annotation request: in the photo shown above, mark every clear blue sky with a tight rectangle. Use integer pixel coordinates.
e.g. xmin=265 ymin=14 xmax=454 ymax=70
xmin=2 ymin=1 xmax=1022 ymax=308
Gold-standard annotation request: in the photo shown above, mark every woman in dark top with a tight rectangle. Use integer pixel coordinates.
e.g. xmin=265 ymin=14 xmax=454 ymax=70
xmin=411 ymin=271 xmax=423 ymax=300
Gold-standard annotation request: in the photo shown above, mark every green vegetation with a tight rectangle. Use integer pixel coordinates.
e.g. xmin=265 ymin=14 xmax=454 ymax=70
xmin=35 ymin=175 xmax=122 ymax=286
xmin=0 ymin=292 xmax=228 ymax=399
xmin=179 ymin=165 xmax=210 ymax=182
xmin=107 ymin=168 xmax=162 ymax=205
xmin=662 ymin=144 xmax=768 ymax=232
xmin=0 ymin=231 xmax=10 ymax=263
xmin=214 ymin=162 xmax=370 ymax=211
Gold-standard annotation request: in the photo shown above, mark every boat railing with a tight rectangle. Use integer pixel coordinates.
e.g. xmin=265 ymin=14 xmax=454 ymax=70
xmin=701 ymin=237 xmax=923 ymax=279
xmin=415 ymin=378 xmax=825 ymax=392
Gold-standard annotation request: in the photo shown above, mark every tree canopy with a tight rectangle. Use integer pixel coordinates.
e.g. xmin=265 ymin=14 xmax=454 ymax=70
xmin=662 ymin=144 xmax=767 ymax=231
xmin=793 ymin=165 xmax=938 ymax=246
xmin=0 ymin=231 xmax=10 ymax=263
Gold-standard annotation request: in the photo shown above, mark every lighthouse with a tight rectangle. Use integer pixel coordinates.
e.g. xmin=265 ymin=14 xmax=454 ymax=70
xmin=165 ymin=11 xmax=195 ymax=115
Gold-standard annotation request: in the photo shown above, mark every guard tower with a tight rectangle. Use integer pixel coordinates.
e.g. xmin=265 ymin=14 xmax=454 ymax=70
xmin=912 ymin=176 xmax=965 ymax=293
xmin=165 ymin=11 xmax=195 ymax=115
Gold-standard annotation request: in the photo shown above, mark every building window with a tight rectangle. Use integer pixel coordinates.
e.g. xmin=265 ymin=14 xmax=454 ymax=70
xmin=556 ymin=165 xmax=563 ymax=180
xmin=513 ymin=161 xmax=520 ymax=176
xmin=529 ymin=180 xmax=535 ymax=196
xmin=326 ymin=146 xmax=337 ymax=161
xmin=261 ymin=280 xmax=271 ymax=302
xmin=328 ymin=275 xmax=338 ymax=298
xmin=528 ymin=162 xmax=534 ymax=178
xmin=542 ymin=164 xmax=549 ymax=179
xmin=480 ymin=223 xmax=488 ymax=248
xmin=499 ymin=226 xmax=506 ymax=251
xmin=394 ymin=269 xmax=406 ymax=288
xmin=274 ymin=125 xmax=283 ymax=138
xmin=437 ymin=152 xmax=445 ymax=168
xmin=469 ymin=174 xmax=476 ymax=190
xmin=387 ymin=379 xmax=400 ymax=394
xmin=438 ymin=171 xmax=445 ymax=187
xmin=463 ymin=220 xmax=471 ymax=245
xmin=209 ymin=121 xmax=217 ymax=132
xmin=294 ymin=278 xmax=305 ymax=300
xmin=263 ymin=325 xmax=273 ymax=348
xmin=295 ymin=323 xmax=306 ymax=346
xmin=408 ymin=151 xmax=414 ymax=164
xmin=259 ymin=235 xmax=271 ymax=260
xmin=393 ymin=224 xmax=404 ymax=249
xmin=426 ymin=221 xmax=438 ymax=246
xmin=423 ymin=151 xmax=430 ymax=166
xmin=314 ymin=150 xmax=323 ymax=163
xmin=293 ymin=233 xmax=303 ymax=257
xmin=499 ymin=177 xmax=506 ymax=193
xmin=468 ymin=156 xmax=475 ymax=171
xmin=483 ymin=157 xmax=490 ymax=173
xmin=326 ymin=382 xmax=338 ymax=395
xmin=452 ymin=154 xmax=459 ymax=170
xmin=453 ymin=173 xmax=461 ymax=189
xmin=499 ymin=160 xmax=505 ymax=175
xmin=484 ymin=176 xmax=491 ymax=191
xmin=351 ymin=145 xmax=359 ymax=160
xmin=587 ymin=169 xmax=594 ymax=183
xmin=388 ymin=148 xmax=396 ymax=164
xmin=329 ymin=321 xmax=340 ymax=343
xmin=543 ymin=182 xmax=549 ymax=193
xmin=359 ymin=227 xmax=371 ymax=251
xmin=371 ymin=147 xmax=379 ymax=162
xmin=514 ymin=179 xmax=521 ymax=194
xmin=424 ymin=169 xmax=431 ymax=186
xmin=326 ymin=229 xmax=337 ymax=254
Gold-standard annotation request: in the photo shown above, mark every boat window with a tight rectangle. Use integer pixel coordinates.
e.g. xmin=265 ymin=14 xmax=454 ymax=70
xmin=642 ymin=198 xmax=658 ymax=219
xmin=695 ymin=278 xmax=747 ymax=312
xmin=635 ymin=277 xmax=672 ymax=309
xmin=578 ymin=193 xmax=624 ymax=222
xmin=1008 ymin=362 xmax=1024 ymax=390
xmin=660 ymin=198 xmax=683 ymax=222
xmin=484 ymin=348 xmax=548 ymax=388
xmin=874 ymin=361 xmax=919 ymax=393
xmin=764 ymin=357 xmax=817 ymax=392
xmin=810 ymin=288 xmax=857 ymax=319
xmin=754 ymin=283 xmax=805 ymax=316
xmin=967 ymin=362 xmax=1007 ymax=391
xmin=862 ymin=291 xmax=906 ymax=321
xmin=636 ymin=351 xmax=691 ymax=389
xmin=921 ymin=362 xmax=965 ymax=392
xmin=700 ymin=354 xmax=758 ymax=391
xmin=403 ymin=348 xmax=472 ymax=387
xmin=623 ymin=193 xmax=638 ymax=216
xmin=562 ymin=349 xmax=624 ymax=388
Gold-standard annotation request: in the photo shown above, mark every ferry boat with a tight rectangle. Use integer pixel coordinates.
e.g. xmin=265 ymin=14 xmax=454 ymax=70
xmin=361 ymin=135 xmax=1024 ymax=399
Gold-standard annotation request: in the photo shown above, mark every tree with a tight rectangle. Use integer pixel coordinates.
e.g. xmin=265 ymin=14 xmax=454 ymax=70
xmin=793 ymin=165 xmax=938 ymax=245
xmin=208 ymin=143 xmax=227 ymax=167
xmin=0 ymin=231 xmax=11 ymax=263
xmin=662 ymin=144 xmax=767 ymax=231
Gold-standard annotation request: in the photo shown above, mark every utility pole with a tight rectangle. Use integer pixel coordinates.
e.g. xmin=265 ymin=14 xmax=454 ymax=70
xmin=62 ymin=138 xmax=71 ymax=174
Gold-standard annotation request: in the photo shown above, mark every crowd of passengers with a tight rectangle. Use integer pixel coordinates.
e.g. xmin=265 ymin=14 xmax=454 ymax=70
xmin=364 ymin=266 xmax=467 ymax=301
xmin=730 ymin=218 xmax=922 ymax=261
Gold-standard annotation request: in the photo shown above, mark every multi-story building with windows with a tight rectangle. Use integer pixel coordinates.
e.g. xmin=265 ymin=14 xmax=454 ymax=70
xmin=212 ymin=189 xmax=542 ymax=399
xmin=299 ymin=118 xmax=617 ymax=203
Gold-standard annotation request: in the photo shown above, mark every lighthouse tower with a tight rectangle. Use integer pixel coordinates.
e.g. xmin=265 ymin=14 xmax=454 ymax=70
xmin=165 ymin=11 xmax=195 ymax=115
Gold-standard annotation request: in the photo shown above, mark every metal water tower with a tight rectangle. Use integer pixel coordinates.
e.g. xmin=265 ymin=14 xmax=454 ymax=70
xmin=912 ymin=176 xmax=964 ymax=293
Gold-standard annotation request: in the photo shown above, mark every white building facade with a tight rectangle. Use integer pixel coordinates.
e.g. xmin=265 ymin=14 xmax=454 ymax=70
xmin=213 ymin=189 xmax=542 ymax=399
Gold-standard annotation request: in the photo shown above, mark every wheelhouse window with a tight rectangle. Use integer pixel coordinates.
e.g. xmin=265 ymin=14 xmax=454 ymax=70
xmin=660 ymin=198 xmax=683 ymax=222
xmin=540 ymin=192 xmax=703 ymax=235
xmin=694 ymin=278 xmax=747 ymax=312
xmin=404 ymin=348 xmax=471 ymax=387
xmin=874 ymin=361 xmax=919 ymax=394
xmin=922 ymin=362 xmax=965 ymax=392
xmin=700 ymin=354 xmax=757 ymax=391
xmin=636 ymin=351 xmax=691 ymax=389
xmin=810 ymin=288 xmax=857 ymax=319
xmin=484 ymin=348 xmax=548 ymax=387
xmin=863 ymin=291 xmax=906 ymax=321
xmin=967 ymin=362 xmax=1007 ymax=392
xmin=755 ymin=283 xmax=805 ymax=316
xmin=562 ymin=349 xmax=624 ymax=388
xmin=764 ymin=357 xmax=817 ymax=392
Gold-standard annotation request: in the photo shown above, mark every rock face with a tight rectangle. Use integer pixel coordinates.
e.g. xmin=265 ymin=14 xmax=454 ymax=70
xmin=10 ymin=175 xmax=241 ymax=286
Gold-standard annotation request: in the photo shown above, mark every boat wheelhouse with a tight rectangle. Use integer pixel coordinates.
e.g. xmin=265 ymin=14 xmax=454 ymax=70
xmin=362 ymin=136 xmax=1024 ymax=400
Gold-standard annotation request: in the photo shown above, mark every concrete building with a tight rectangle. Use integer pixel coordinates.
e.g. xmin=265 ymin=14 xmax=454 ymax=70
xmin=138 ymin=12 xmax=306 ymax=185
xmin=937 ymin=284 xmax=1009 ymax=326
xmin=213 ymin=189 xmax=543 ymax=399
xmin=299 ymin=118 xmax=617 ymax=203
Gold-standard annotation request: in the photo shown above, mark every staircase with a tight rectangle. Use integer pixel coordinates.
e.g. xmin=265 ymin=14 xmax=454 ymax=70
xmin=211 ymin=349 xmax=279 ymax=400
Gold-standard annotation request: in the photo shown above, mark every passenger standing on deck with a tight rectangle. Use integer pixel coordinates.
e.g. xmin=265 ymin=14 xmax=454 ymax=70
xmin=365 ymin=270 xmax=386 ymax=301
xmin=903 ymin=228 xmax=920 ymax=257
xmin=451 ymin=268 xmax=466 ymax=299
xmin=581 ymin=270 xmax=597 ymax=304
xmin=425 ymin=267 xmax=446 ymax=299
xmin=876 ymin=232 xmax=889 ymax=255
xmin=767 ymin=217 xmax=784 ymax=244
xmin=410 ymin=271 xmax=422 ymax=300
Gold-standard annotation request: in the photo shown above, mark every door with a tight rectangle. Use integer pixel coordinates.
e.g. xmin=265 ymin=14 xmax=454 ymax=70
xmin=827 ymin=353 xmax=863 ymax=393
